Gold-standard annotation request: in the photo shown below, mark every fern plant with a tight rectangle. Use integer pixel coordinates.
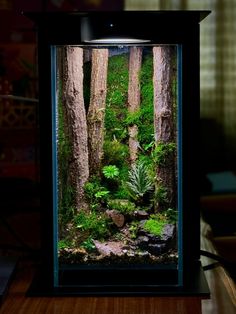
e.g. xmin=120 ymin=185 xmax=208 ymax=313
xmin=126 ymin=161 xmax=154 ymax=204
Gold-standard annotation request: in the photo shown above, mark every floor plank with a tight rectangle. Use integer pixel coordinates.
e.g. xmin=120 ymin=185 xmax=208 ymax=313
xmin=201 ymin=219 xmax=236 ymax=313
xmin=0 ymin=261 xmax=202 ymax=314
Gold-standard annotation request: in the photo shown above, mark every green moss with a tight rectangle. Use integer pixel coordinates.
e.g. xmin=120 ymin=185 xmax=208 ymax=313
xmin=143 ymin=218 xmax=166 ymax=237
xmin=114 ymin=184 xmax=130 ymax=199
xmin=107 ymin=199 xmax=136 ymax=215
xmin=153 ymin=184 xmax=168 ymax=206
xmin=125 ymin=110 xmax=141 ymax=126
xmin=105 ymin=53 xmax=129 ymax=142
xmin=165 ymin=208 xmax=178 ymax=224
xmin=129 ymin=221 xmax=139 ymax=239
xmin=81 ymin=236 xmax=96 ymax=252
xmin=74 ymin=211 xmax=109 ymax=240
xmin=58 ymin=239 xmax=71 ymax=250
xmin=84 ymin=177 xmax=101 ymax=201
xmin=57 ymin=81 xmax=75 ymax=224
xmin=84 ymin=176 xmax=110 ymax=207
xmin=103 ymin=139 xmax=129 ymax=167
xmin=152 ymin=142 xmax=176 ymax=167
xmin=140 ymin=52 xmax=153 ymax=85
xmin=107 ymin=54 xmax=129 ymax=89
xmin=107 ymin=89 xmax=125 ymax=106
xmin=105 ymin=106 xmax=128 ymax=140
xmin=106 ymin=54 xmax=128 ymax=105
xmin=138 ymin=53 xmax=154 ymax=148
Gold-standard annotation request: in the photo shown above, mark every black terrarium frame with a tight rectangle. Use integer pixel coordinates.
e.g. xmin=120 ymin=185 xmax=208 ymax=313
xmin=27 ymin=11 xmax=210 ymax=296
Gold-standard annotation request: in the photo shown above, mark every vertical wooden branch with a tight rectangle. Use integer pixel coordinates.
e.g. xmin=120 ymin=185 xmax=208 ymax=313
xmin=61 ymin=46 xmax=89 ymax=211
xmin=87 ymin=48 xmax=109 ymax=176
xmin=128 ymin=47 xmax=142 ymax=164
xmin=153 ymin=46 xmax=176 ymax=210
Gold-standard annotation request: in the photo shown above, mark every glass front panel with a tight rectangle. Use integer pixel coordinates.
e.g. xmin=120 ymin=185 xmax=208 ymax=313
xmin=52 ymin=45 xmax=182 ymax=287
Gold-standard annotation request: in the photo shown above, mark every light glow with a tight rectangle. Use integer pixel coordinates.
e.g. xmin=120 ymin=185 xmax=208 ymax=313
xmin=84 ymin=37 xmax=151 ymax=44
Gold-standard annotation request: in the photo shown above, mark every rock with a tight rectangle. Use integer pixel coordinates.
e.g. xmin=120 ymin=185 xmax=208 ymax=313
xmin=147 ymin=243 xmax=166 ymax=256
xmin=147 ymin=234 xmax=164 ymax=244
xmin=135 ymin=222 xmax=176 ymax=255
xmin=161 ymin=224 xmax=175 ymax=241
xmin=106 ymin=209 xmax=125 ymax=227
xmin=134 ymin=210 xmax=149 ymax=220
xmin=138 ymin=221 xmax=175 ymax=241
xmin=93 ymin=240 xmax=124 ymax=257
xmin=135 ymin=236 xmax=149 ymax=250
xmin=138 ymin=220 xmax=147 ymax=230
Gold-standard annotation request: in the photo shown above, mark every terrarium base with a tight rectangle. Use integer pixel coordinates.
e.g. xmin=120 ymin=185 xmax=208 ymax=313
xmin=27 ymin=261 xmax=209 ymax=297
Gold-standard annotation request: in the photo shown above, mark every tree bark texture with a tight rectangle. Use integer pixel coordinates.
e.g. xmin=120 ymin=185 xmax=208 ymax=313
xmin=153 ymin=46 xmax=176 ymax=210
xmin=128 ymin=47 xmax=142 ymax=164
xmin=87 ymin=48 xmax=109 ymax=175
xmin=61 ymin=46 xmax=89 ymax=211
xmin=56 ymin=47 xmax=66 ymax=209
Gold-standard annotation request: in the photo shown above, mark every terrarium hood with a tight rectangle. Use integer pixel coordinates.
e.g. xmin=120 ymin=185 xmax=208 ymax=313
xmin=25 ymin=10 xmax=210 ymax=297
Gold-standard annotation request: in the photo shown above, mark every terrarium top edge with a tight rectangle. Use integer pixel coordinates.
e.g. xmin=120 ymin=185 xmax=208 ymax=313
xmin=23 ymin=10 xmax=211 ymax=24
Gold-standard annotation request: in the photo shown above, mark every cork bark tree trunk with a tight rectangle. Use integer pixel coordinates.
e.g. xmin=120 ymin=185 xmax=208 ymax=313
xmin=87 ymin=48 xmax=109 ymax=176
xmin=153 ymin=46 xmax=176 ymax=210
xmin=61 ymin=46 xmax=89 ymax=211
xmin=128 ymin=47 xmax=142 ymax=164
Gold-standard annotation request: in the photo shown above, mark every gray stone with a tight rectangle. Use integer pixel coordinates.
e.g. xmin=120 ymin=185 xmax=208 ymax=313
xmin=147 ymin=243 xmax=166 ymax=256
xmin=136 ymin=235 xmax=149 ymax=250
xmin=161 ymin=224 xmax=175 ymax=241
xmin=93 ymin=240 xmax=124 ymax=257
xmin=134 ymin=210 xmax=149 ymax=220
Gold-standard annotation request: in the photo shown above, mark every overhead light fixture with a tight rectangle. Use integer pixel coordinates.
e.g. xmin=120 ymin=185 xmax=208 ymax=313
xmin=81 ymin=17 xmax=150 ymax=44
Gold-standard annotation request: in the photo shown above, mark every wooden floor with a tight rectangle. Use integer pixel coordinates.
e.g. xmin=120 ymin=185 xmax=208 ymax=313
xmin=201 ymin=219 xmax=236 ymax=314
xmin=0 ymin=218 xmax=235 ymax=313
xmin=0 ymin=260 xmax=203 ymax=314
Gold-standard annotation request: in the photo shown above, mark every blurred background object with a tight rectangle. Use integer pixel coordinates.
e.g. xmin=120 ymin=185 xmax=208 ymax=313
xmin=126 ymin=0 xmax=236 ymax=178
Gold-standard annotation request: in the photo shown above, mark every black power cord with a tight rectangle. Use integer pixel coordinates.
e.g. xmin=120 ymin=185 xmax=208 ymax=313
xmin=200 ymin=249 xmax=236 ymax=281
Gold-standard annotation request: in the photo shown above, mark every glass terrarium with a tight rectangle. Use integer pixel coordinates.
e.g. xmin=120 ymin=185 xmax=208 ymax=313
xmin=27 ymin=11 xmax=210 ymax=295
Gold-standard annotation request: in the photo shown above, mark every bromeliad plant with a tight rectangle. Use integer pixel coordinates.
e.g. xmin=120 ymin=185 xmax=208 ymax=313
xmin=126 ymin=161 xmax=154 ymax=205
